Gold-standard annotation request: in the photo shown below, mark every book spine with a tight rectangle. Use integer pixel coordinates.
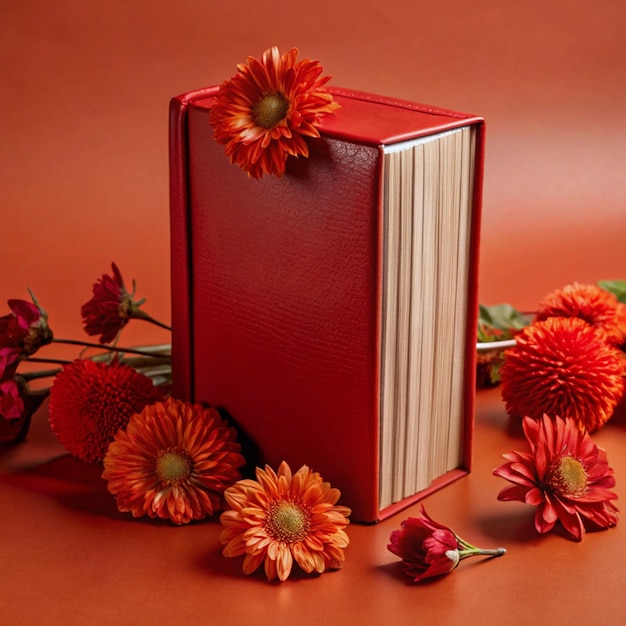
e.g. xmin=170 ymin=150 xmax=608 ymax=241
xmin=169 ymin=95 xmax=194 ymax=401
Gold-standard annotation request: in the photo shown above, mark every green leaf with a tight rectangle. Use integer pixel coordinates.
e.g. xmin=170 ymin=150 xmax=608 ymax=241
xmin=598 ymin=280 xmax=626 ymax=304
xmin=477 ymin=303 xmax=530 ymax=342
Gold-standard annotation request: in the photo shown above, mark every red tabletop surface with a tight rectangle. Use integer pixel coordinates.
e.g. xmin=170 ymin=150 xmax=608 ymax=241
xmin=2 ymin=387 xmax=624 ymax=625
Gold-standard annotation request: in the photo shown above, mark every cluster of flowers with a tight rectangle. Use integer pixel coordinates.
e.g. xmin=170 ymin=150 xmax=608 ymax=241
xmin=0 ymin=264 xmax=351 ymax=583
xmin=473 ymin=281 xmax=624 ymax=547
xmin=500 ymin=282 xmax=626 ymax=433
xmin=2 ymin=265 xmax=620 ymax=585
xmin=0 ymin=295 xmax=53 ymax=441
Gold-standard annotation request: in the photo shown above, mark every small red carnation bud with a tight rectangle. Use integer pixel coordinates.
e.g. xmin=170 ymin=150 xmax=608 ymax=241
xmin=387 ymin=506 xmax=506 ymax=583
xmin=81 ymin=263 xmax=146 ymax=344
xmin=0 ymin=292 xmax=53 ymax=359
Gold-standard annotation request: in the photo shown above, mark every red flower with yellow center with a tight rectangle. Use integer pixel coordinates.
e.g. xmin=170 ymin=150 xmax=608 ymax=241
xmin=49 ymin=359 xmax=162 ymax=462
xmin=494 ymin=414 xmax=618 ymax=541
xmin=500 ymin=317 xmax=626 ymax=432
xmin=535 ymin=282 xmax=626 ymax=346
xmin=102 ymin=398 xmax=245 ymax=525
xmin=220 ymin=461 xmax=351 ymax=581
xmin=210 ymin=46 xmax=339 ymax=179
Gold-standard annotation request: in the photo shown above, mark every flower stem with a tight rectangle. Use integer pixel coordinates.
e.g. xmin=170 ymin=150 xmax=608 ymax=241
xmin=21 ymin=367 xmax=62 ymax=381
xmin=25 ymin=357 xmax=73 ymax=366
xmin=131 ymin=310 xmax=172 ymax=331
xmin=459 ymin=547 xmax=507 ymax=559
xmin=52 ymin=338 xmax=171 ymax=358
xmin=456 ymin=536 xmax=506 ymax=560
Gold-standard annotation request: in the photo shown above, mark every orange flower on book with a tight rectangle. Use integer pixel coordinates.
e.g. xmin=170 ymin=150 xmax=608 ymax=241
xmin=210 ymin=46 xmax=339 ymax=179
xmin=494 ymin=414 xmax=618 ymax=541
xmin=49 ymin=359 xmax=162 ymax=462
xmin=102 ymin=398 xmax=245 ymax=525
xmin=500 ymin=317 xmax=626 ymax=432
xmin=535 ymin=282 xmax=626 ymax=347
xmin=387 ymin=506 xmax=506 ymax=583
xmin=219 ymin=461 xmax=351 ymax=582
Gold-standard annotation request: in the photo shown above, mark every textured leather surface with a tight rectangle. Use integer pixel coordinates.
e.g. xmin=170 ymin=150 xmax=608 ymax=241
xmin=170 ymin=89 xmax=485 ymax=521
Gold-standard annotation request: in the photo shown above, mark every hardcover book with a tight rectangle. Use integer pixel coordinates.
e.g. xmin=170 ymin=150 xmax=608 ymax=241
xmin=169 ymin=86 xmax=484 ymax=522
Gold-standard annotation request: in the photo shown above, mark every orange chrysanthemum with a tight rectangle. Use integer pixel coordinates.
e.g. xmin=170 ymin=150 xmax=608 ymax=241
xmin=500 ymin=317 xmax=626 ymax=432
xmin=494 ymin=414 xmax=618 ymax=541
xmin=49 ymin=359 xmax=162 ymax=462
xmin=535 ymin=282 xmax=626 ymax=346
xmin=220 ymin=461 xmax=351 ymax=582
xmin=102 ymin=398 xmax=245 ymax=525
xmin=210 ymin=46 xmax=339 ymax=179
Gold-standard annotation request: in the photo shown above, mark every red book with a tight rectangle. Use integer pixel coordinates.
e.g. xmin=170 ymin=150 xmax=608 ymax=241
xmin=169 ymin=87 xmax=484 ymax=522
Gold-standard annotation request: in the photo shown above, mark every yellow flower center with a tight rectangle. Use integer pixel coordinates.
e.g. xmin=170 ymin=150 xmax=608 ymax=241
xmin=253 ymin=93 xmax=289 ymax=129
xmin=547 ymin=455 xmax=588 ymax=498
xmin=265 ymin=501 xmax=310 ymax=543
xmin=156 ymin=448 xmax=192 ymax=484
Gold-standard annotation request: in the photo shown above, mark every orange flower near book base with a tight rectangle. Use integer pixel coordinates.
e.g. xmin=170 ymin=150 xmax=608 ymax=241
xmin=494 ymin=414 xmax=618 ymax=541
xmin=387 ymin=506 xmax=506 ymax=583
xmin=535 ymin=282 xmax=626 ymax=347
xmin=102 ymin=398 xmax=245 ymax=525
xmin=219 ymin=461 xmax=351 ymax=582
xmin=210 ymin=46 xmax=340 ymax=179
xmin=49 ymin=359 xmax=163 ymax=462
xmin=500 ymin=317 xmax=626 ymax=432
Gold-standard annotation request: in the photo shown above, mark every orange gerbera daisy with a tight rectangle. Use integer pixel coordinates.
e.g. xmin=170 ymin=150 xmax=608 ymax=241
xmin=220 ymin=461 xmax=351 ymax=582
xmin=102 ymin=398 xmax=245 ymax=525
xmin=210 ymin=46 xmax=339 ymax=179
xmin=49 ymin=359 xmax=163 ymax=462
xmin=500 ymin=317 xmax=626 ymax=432
xmin=494 ymin=414 xmax=618 ymax=541
xmin=535 ymin=282 xmax=626 ymax=346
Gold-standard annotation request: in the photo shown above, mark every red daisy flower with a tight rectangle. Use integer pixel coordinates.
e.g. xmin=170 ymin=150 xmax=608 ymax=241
xmin=210 ymin=46 xmax=339 ymax=179
xmin=387 ymin=506 xmax=506 ymax=583
xmin=102 ymin=398 xmax=245 ymax=525
xmin=535 ymin=282 xmax=626 ymax=346
xmin=494 ymin=414 xmax=618 ymax=541
xmin=81 ymin=263 xmax=145 ymax=344
xmin=220 ymin=461 xmax=351 ymax=581
xmin=500 ymin=317 xmax=626 ymax=432
xmin=49 ymin=359 xmax=162 ymax=462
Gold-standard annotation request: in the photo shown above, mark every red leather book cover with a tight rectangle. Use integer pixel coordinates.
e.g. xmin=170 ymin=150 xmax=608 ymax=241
xmin=169 ymin=87 xmax=484 ymax=522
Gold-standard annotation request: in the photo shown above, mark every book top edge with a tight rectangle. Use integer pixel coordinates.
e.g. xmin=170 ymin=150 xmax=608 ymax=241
xmin=171 ymin=86 xmax=483 ymax=146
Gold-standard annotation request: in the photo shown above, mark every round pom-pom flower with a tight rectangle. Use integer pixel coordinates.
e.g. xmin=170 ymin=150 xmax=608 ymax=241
xmin=500 ymin=317 xmax=625 ymax=432
xmin=210 ymin=46 xmax=339 ymax=179
xmin=494 ymin=414 xmax=618 ymax=541
xmin=535 ymin=282 xmax=626 ymax=346
xmin=102 ymin=398 xmax=245 ymax=525
xmin=49 ymin=359 xmax=162 ymax=462
xmin=220 ymin=461 xmax=351 ymax=582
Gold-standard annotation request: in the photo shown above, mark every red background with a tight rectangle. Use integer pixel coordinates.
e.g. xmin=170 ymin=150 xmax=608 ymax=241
xmin=2 ymin=0 xmax=625 ymax=341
